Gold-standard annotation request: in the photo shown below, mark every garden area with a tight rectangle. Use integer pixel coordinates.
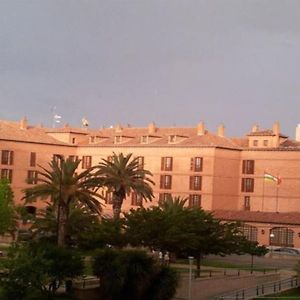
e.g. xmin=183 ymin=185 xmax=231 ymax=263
xmin=0 ymin=153 xmax=270 ymax=300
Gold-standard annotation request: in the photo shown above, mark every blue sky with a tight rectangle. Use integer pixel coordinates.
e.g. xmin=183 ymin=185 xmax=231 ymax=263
xmin=1 ymin=0 xmax=300 ymax=137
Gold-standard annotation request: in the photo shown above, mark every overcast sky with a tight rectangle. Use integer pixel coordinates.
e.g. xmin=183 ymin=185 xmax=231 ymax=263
xmin=1 ymin=0 xmax=300 ymax=137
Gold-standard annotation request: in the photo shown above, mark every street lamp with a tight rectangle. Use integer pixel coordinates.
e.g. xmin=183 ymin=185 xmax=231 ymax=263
xmin=270 ymin=233 xmax=275 ymax=257
xmin=188 ymin=256 xmax=194 ymax=300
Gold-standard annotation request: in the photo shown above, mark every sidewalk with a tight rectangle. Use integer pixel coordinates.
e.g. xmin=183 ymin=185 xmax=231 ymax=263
xmin=173 ymin=266 xmax=293 ymax=300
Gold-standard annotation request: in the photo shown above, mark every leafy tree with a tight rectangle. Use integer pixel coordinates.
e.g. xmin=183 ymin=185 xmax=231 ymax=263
xmin=23 ymin=157 xmax=102 ymax=247
xmin=124 ymin=201 xmax=249 ymax=277
xmin=0 ymin=179 xmax=15 ymax=236
xmin=0 ymin=242 xmax=84 ymax=300
xmin=241 ymin=241 xmax=268 ymax=273
xmin=96 ymin=152 xmax=154 ymax=220
xmin=92 ymin=248 xmax=178 ymax=300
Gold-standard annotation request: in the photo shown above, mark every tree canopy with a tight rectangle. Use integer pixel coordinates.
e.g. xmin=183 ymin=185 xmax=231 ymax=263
xmin=23 ymin=157 xmax=102 ymax=246
xmin=95 ymin=152 xmax=154 ymax=219
xmin=0 ymin=179 xmax=15 ymax=236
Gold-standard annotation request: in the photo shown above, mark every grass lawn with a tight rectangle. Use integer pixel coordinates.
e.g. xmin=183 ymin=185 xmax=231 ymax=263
xmin=176 ymin=258 xmax=275 ymax=272
xmin=253 ymin=287 xmax=300 ymax=299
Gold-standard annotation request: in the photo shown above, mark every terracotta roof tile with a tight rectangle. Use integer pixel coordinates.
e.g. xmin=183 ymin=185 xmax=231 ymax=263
xmin=212 ymin=210 xmax=300 ymax=225
xmin=0 ymin=120 xmax=70 ymax=145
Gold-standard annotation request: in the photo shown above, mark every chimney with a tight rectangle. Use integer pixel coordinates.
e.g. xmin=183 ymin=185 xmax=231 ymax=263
xmin=217 ymin=123 xmax=225 ymax=137
xmin=272 ymin=122 xmax=280 ymax=136
xmin=296 ymin=124 xmax=300 ymax=142
xmin=20 ymin=117 xmax=28 ymax=130
xmin=197 ymin=121 xmax=205 ymax=136
xmin=115 ymin=124 xmax=122 ymax=133
xmin=251 ymin=124 xmax=259 ymax=133
xmin=148 ymin=122 xmax=157 ymax=134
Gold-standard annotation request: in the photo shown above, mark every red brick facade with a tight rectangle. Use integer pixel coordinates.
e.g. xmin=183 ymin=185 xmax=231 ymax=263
xmin=2 ymin=118 xmax=300 ymax=247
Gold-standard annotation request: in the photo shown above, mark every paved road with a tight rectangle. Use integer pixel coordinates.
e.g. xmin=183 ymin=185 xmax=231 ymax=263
xmin=205 ymin=253 xmax=299 ymax=270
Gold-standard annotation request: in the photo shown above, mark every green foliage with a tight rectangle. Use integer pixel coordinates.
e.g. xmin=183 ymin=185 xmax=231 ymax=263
xmin=0 ymin=242 xmax=84 ymax=300
xmin=0 ymin=179 xmax=15 ymax=235
xmin=92 ymin=249 xmax=178 ymax=300
xmin=124 ymin=197 xmax=249 ymax=277
xmin=96 ymin=152 xmax=154 ymax=219
xmin=23 ymin=157 xmax=102 ymax=246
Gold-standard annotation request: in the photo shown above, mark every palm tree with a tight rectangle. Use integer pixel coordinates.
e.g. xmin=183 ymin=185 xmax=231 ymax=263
xmin=158 ymin=195 xmax=188 ymax=214
xmin=23 ymin=157 xmax=102 ymax=247
xmin=96 ymin=153 xmax=154 ymax=220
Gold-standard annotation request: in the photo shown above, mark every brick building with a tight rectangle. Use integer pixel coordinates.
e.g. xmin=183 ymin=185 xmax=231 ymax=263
xmin=1 ymin=117 xmax=300 ymax=248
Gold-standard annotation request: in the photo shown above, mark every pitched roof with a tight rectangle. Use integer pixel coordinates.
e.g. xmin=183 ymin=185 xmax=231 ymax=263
xmin=212 ymin=210 xmax=300 ymax=226
xmin=0 ymin=120 xmax=71 ymax=145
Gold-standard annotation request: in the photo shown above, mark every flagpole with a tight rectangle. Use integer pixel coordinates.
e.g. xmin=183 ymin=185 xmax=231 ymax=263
xmin=262 ymin=172 xmax=265 ymax=211
xmin=276 ymin=174 xmax=279 ymax=212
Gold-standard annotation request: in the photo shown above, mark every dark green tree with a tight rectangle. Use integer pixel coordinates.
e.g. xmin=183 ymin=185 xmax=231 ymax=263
xmin=241 ymin=241 xmax=268 ymax=273
xmin=0 ymin=242 xmax=84 ymax=300
xmin=92 ymin=248 xmax=178 ymax=300
xmin=96 ymin=153 xmax=154 ymax=220
xmin=23 ymin=157 xmax=102 ymax=247
xmin=124 ymin=200 xmax=249 ymax=277
xmin=0 ymin=179 xmax=15 ymax=236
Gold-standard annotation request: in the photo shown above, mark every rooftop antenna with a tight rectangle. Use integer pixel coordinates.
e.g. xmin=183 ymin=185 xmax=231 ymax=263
xmin=51 ymin=106 xmax=62 ymax=128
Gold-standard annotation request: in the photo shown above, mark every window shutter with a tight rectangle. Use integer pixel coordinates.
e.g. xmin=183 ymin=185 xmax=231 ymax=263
xmin=161 ymin=157 xmax=165 ymax=171
xmin=241 ymin=178 xmax=245 ymax=192
xmin=190 ymin=176 xmax=193 ymax=190
xmin=190 ymin=158 xmax=194 ymax=171
xmin=170 ymin=157 xmax=173 ymax=171
xmin=160 ymin=175 xmax=163 ymax=188
xmin=242 ymin=160 xmax=246 ymax=174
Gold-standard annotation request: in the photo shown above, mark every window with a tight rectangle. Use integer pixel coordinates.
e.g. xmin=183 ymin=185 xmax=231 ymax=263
xmin=244 ymin=196 xmax=250 ymax=211
xmin=191 ymin=157 xmax=203 ymax=172
xmin=68 ymin=155 xmax=78 ymax=162
xmin=53 ymin=154 xmax=63 ymax=164
xmin=241 ymin=224 xmax=257 ymax=242
xmin=161 ymin=157 xmax=173 ymax=171
xmin=159 ymin=193 xmax=171 ymax=203
xmin=27 ymin=171 xmax=38 ymax=184
xmin=242 ymin=160 xmax=255 ymax=174
xmin=90 ymin=136 xmax=95 ymax=143
xmin=82 ymin=156 xmax=92 ymax=169
xmin=141 ymin=136 xmax=148 ymax=144
xmin=105 ymin=192 xmax=113 ymax=205
xmin=72 ymin=138 xmax=76 ymax=144
xmin=1 ymin=150 xmax=13 ymax=165
xmin=253 ymin=140 xmax=258 ymax=147
xmin=168 ymin=135 xmax=176 ymax=143
xmin=263 ymin=140 xmax=268 ymax=146
xmin=160 ymin=175 xmax=172 ymax=189
xmin=1 ymin=169 xmax=12 ymax=183
xmin=136 ymin=156 xmax=144 ymax=170
xmin=25 ymin=205 xmax=37 ymax=216
xmin=270 ymin=227 xmax=294 ymax=247
xmin=241 ymin=178 xmax=254 ymax=192
xmin=30 ymin=152 xmax=36 ymax=167
xmin=190 ymin=176 xmax=202 ymax=190
xmin=131 ymin=192 xmax=143 ymax=206
xmin=189 ymin=194 xmax=201 ymax=208
xmin=114 ymin=136 xmax=122 ymax=144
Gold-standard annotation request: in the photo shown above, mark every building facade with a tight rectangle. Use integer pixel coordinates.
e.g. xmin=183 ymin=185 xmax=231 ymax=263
xmin=2 ymin=118 xmax=300 ymax=248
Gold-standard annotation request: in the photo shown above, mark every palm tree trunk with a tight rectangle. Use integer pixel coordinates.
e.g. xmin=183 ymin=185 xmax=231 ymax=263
xmin=57 ymin=203 xmax=67 ymax=247
xmin=112 ymin=192 xmax=123 ymax=220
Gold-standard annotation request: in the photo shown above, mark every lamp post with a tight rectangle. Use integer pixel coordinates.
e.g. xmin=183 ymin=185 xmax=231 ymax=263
xmin=270 ymin=233 xmax=275 ymax=257
xmin=188 ymin=256 xmax=194 ymax=300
